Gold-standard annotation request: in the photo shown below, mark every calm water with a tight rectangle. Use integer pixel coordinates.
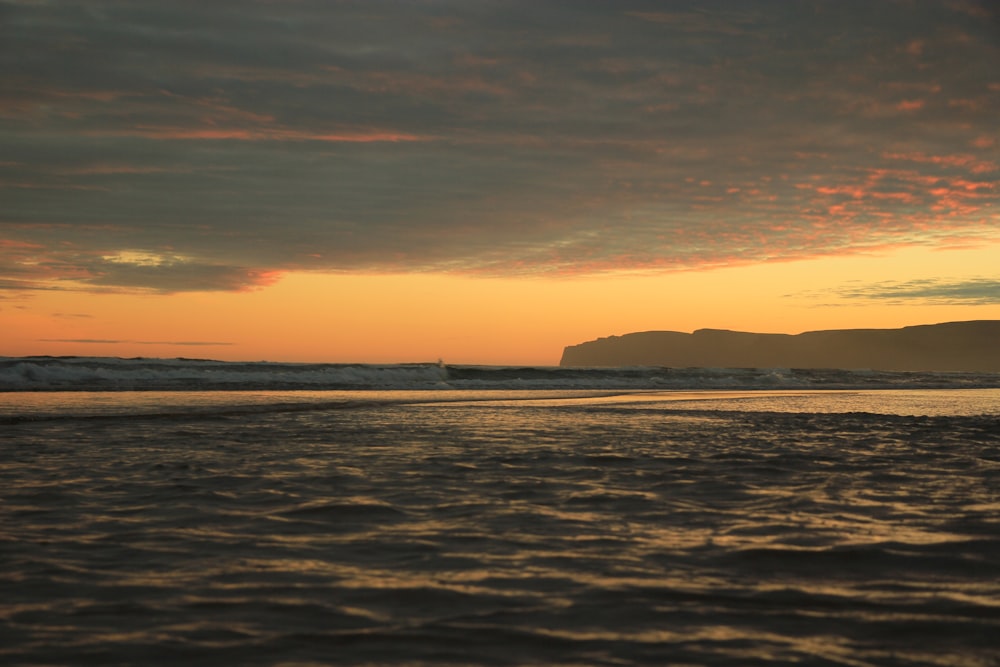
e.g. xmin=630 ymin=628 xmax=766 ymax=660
xmin=2 ymin=389 xmax=999 ymax=666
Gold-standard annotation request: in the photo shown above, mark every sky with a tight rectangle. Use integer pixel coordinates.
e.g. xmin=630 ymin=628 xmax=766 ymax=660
xmin=1 ymin=0 xmax=998 ymax=365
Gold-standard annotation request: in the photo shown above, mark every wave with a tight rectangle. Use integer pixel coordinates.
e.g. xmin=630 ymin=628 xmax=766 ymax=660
xmin=3 ymin=356 xmax=1000 ymax=392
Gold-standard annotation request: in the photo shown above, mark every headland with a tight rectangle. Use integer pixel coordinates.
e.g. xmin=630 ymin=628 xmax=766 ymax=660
xmin=560 ymin=321 xmax=1000 ymax=372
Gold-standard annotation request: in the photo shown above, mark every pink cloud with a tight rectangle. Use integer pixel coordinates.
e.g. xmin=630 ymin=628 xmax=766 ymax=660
xmin=812 ymin=185 xmax=867 ymax=199
xmin=895 ymin=99 xmax=925 ymax=111
xmin=882 ymin=151 xmax=997 ymax=174
xmin=0 ymin=239 xmax=45 ymax=250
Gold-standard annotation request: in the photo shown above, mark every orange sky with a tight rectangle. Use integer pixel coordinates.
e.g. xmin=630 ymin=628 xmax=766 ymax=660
xmin=4 ymin=244 xmax=998 ymax=365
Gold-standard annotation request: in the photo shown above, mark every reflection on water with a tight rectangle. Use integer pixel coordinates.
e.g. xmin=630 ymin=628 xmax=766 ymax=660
xmin=0 ymin=389 xmax=615 ymax=420
xmin=441 ymin=388 xmax=1000 ymax=416
xmin=642 ymin=388 xmax=1000 ymax=416
xmin=2 ymin=387 xmax=999 ymax=420
xmin=1 ymin=389 xmax=998 ymax=665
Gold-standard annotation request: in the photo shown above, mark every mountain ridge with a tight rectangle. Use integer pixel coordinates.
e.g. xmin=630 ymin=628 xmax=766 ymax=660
xmin=559 ymin=320 xmax=1000 ymax=372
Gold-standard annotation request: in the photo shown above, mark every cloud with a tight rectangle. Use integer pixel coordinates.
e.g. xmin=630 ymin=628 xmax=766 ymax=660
xmin=85 ymin=252 xmax=283 ymax=293
xmin=1 ymin=247 xmax=280 ymax=293
xmin=794 ymin=277 xmax=1000 ymax=305
xmin=1 ymin=1 xmax=998 ymax=292
xmin=0 ymin=279 xmax=56 ymax=291
xmin=38 ymin=339 xmax=235 ymax=346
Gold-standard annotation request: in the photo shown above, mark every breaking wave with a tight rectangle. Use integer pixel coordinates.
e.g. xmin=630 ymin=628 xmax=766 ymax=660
xmin=3 ymin=356 xmax=1000 ymax=392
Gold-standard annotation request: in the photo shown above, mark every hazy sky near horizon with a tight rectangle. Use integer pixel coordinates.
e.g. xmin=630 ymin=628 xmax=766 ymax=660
xmin=2 ymin=0 xmax=998 ymax=363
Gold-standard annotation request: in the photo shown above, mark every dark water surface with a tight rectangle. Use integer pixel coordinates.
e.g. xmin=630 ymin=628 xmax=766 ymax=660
xmin=2 ymin=389 xmax=999 ymax=666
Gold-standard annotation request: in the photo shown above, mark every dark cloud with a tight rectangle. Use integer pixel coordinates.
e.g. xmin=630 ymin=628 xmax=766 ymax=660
xmin=1 ymin=0 xmax=997 ymax=291
xmin=83 ymin=254 xmax=281 ymax=293
xmin=790 ymin=277 xmax=1000 ymax=305
xmin=826 ymin=278 xmax=1000 ymax=305
xmin=38 ymin=339 xmax=234 ymax=346
xmin=0 ymin=279 xmax=53 ymax=291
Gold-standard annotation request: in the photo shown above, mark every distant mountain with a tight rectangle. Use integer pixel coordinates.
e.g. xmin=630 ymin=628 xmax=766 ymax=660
xmin=560 ymin=321 xmax=1000 ymax=372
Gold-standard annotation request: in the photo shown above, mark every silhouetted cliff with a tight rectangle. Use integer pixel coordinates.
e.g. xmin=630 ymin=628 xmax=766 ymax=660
xmin=560 ymin=321 xmax=1000 ymax=372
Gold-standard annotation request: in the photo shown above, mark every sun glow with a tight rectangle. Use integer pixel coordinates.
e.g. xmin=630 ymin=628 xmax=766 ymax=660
xmin=3 ymin=243 xmax=997 ymax=365
xmin=100 ymin=250 xmax=192 ymax=266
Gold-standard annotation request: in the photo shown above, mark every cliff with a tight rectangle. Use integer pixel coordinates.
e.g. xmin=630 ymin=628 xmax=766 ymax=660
xmin=559 ymin=321 xmax=1000 ymax=372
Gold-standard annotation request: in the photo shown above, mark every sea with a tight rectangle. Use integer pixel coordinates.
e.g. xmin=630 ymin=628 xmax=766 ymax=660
xmin=2 ymin=357 xmax=999 ymax=666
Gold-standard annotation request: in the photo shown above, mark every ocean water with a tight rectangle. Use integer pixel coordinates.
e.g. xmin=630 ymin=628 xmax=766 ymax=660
xmin=2 ymin=360 xmax=999 ymax=666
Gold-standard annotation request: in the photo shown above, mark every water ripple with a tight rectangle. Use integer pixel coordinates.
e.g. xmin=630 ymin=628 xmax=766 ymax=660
xmin=2 ymin=395 xmax=998 ymax=665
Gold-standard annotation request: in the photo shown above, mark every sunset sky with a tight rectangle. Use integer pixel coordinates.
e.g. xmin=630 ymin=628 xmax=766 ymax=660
xmin=2 ymin=0 xmax=998 ymax=365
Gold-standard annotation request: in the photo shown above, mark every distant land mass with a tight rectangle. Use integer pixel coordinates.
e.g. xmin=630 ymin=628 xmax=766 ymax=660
xmin=560 ymin=321 xmax=1000 ymax=372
